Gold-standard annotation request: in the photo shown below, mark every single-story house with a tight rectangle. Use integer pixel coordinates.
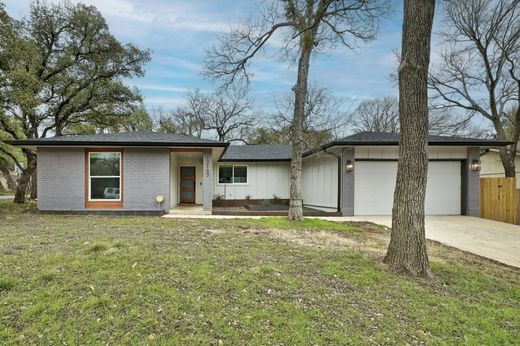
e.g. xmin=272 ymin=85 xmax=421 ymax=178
xmin=7 ymin=131 xmax=510 ymax=216
xmin=480 ymin=148 xmax=520 ymax=188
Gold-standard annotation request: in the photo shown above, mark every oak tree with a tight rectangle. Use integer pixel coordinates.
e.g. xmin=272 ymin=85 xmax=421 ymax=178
xmin=383 ymin=0 xmax=436 ymax=278
xmin=0 ymin=1 xmax=150 ymax=202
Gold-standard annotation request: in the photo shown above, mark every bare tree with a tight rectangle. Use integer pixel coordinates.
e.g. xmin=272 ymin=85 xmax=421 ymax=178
xmin=157 ymin=87 xmax=255 ymax=142
xmin=350 ymin=96 xmax=490 ymax=136
xmin=204 ymin=0 xmax=389 ymax=220
xmin=269 ymin=85 xmax=349 ymax=148
xmin=351 ymin=97 xmax=400 ymax=133
xmin=429 ymin=0 xmax=520 ymax=176
xmin=205 ymin=87 xmax=256 ymax=142
xmin=156 ymin=89 xmax=208 ymax=137
xmin=383 ymin=0 xmax=436 ymax=278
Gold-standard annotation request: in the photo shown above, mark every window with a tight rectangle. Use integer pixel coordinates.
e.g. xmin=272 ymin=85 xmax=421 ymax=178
xmin=219 ymin=165 xmax=233 ymax=184
xmin=233 ymin=166 xmax=247 ymax=183
xmin=218 ymin=165 xmax=247 ymax=184
xmin=89 ymin=152 xmax=121 ymax=200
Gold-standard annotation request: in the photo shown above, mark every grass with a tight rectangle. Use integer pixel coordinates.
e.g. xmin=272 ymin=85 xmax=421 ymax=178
xmin=0 ymin=203 xmax=518 ymax=344
xmin=0 ymin=199 xmax=35 ymax=215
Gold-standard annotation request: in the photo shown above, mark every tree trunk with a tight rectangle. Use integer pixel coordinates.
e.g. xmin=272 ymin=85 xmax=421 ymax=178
xmin=13 ymin=151 xmax=37 ymax=204
xmin=383 ymin=0 xmax=435 ymax=278
xmin=14 ymin=170 xmax=32 ymax=203
xmin=288 ymin=38 xmax=312 ymax=221
xmin=493 ymin=115 xmax=518 ymax=178
xmin=498 ymin=147 xmax=516 ymax=177
xmin=30 ymin=169 xmax=37 ymax=199
xmin=0 ymin=162 xmax=17 ymax=191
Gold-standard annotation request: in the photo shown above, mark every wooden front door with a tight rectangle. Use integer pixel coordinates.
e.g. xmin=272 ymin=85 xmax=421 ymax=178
xmin=180 ymin=166 xmax=196 ymax=204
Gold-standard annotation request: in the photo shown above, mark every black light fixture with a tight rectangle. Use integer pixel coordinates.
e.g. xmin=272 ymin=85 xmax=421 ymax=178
xmin=345 ymin=160 xmax=354 ymax=173
xmin=471 ymin=159 xmax=481 ymax=171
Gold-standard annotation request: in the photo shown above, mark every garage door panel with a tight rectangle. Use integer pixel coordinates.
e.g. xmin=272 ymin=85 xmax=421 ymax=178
xmin=354 ymin=161 xmax=461 ymax=215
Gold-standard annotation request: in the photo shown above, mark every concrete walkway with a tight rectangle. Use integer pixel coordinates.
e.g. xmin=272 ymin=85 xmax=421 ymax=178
xmin=163 ymin=213 xmax=520 ymax=268
xmin=0 ymin=195 xmax=14 ymax=201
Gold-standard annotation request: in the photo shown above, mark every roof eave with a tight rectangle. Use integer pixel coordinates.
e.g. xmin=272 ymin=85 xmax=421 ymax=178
xmin=324 ymin=140 xmax=513 ymax=147
xmin=5 ymin=140 xmax=229 ymax=148
xmin=218 ymin=158 xmax=291 ymax=162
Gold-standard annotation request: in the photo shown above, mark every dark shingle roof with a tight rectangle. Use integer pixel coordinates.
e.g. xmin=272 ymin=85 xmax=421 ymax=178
xmin=220 ymin=144 xmax=292 ymax=162
xmin=7 ymin=131 xmax=511 ymax=160
xmin=330 ymin=132 xmax=512 ymax=147
xmin=6 ymin=131 xmax=228 ymax=147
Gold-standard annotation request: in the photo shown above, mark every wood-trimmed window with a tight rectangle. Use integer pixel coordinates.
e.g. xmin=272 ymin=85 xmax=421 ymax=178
xmin=85 ymin=148 xmax=123 ymax=209
xmin=218 ymin=164 xmax=248 ymax=184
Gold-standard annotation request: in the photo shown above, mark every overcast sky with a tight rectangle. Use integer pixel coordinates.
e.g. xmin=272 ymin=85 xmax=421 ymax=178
xmin=4 ymin=0 xmax=446 ymax=114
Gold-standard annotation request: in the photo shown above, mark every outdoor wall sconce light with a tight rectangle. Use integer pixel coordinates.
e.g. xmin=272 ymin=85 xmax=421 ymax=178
xmin=471 ymin=159 xmax=481 ymax=172
xmin=345 ymin=160 xmax=354 ymax=173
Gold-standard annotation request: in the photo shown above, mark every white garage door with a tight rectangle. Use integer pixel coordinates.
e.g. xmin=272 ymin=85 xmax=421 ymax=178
xmin=354 ymin=161 xmax=461 ymax=215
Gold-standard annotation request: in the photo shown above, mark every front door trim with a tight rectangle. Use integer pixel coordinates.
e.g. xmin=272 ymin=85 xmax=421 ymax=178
xmin=179 ymin=165 xmax=196 ymax=204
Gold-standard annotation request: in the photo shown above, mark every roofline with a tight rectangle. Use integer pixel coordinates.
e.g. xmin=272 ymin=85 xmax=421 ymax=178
xmin=312 ymin=139 xmax=513 ymax=152
xmin=218 ymin=158 xmax=291 ymax=162
xmin=5 ymin=140 xmax=229 ymax=148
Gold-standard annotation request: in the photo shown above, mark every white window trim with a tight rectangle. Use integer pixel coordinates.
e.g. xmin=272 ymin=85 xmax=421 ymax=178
xmin=217 ymin=164 xmax=248 ymax=185
xmin=88 ymin=152 xmax=122 ymax=202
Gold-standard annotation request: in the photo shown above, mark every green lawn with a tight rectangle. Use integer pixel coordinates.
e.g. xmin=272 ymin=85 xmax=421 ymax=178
xmin=0 ymin=201 xmax=518 ymax=344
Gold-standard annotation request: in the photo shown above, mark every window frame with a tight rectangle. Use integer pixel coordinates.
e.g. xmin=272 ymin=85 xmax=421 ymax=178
xmin=218 ymin=164 xmax=248 ymax=185
xmin=85 ymin=148 xmax=123 ymax=208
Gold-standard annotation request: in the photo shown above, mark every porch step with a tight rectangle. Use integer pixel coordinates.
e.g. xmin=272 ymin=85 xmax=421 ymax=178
xmin=169 ymin=205 xmax=211 ymax=215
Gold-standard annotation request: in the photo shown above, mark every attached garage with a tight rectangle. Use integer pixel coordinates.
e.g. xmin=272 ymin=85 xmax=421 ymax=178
xmin=354 ymin=161 xmax=462 ymax=215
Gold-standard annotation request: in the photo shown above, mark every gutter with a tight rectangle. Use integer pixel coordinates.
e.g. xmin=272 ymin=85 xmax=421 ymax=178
xmin=5 ymin=140 xmax=229 ymax=148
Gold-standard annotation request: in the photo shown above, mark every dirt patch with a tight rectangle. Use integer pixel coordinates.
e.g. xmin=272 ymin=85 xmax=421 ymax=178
xmin=205 ymin=228 xmax=226 ymax=235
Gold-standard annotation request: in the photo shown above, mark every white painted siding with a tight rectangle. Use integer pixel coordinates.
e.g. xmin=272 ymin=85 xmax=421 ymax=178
xmin=481 ymin=150 xmax=520 ymax=188
xmin=302 ymin=155 xmax=339 ymax=210
xmin=213 ymin=162 xmax=290 ymax=200
xmin=355 ymin=146 xmax=467 ymax=160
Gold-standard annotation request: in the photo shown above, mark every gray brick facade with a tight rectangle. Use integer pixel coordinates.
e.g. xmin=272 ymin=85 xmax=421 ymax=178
xmin=123 ymin=148 xmax=170 ymax=212
xmin=463 ymin=147 xmax=481 ymax=217
xmin=37 ymin=147 xmax=170 ymax=212
xmin=37 ymin=147 xmax=85 ymax=211
xmin=202 ymin=149 xmax=213 ymax=211
xmin=340 ymin=147 xmax=355 ymax=216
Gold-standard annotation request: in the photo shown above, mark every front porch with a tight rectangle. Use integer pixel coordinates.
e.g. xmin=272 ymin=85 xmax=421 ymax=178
xmin=169 ymin=204 xmax=211 ymax=215
xmin=169 ymin=148 xmax=215 ymax=212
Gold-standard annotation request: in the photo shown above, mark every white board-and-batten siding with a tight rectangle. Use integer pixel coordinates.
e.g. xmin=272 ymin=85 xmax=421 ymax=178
xmin=355 ymin=146 xmax=467 ymax=160
xmin=213 ymin=162 xmax=290 ymax=200
xmin=302 ymin=154 xmax=339 ymax=211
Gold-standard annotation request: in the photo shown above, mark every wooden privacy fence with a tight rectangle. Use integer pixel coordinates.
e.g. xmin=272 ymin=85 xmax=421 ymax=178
xmin=480 ymin=177 xmax=518 ymax=225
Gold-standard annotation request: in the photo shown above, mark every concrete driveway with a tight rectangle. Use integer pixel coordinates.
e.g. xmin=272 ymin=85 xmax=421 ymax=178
xmin=329 ymin=215 xmax=520 ymax=268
